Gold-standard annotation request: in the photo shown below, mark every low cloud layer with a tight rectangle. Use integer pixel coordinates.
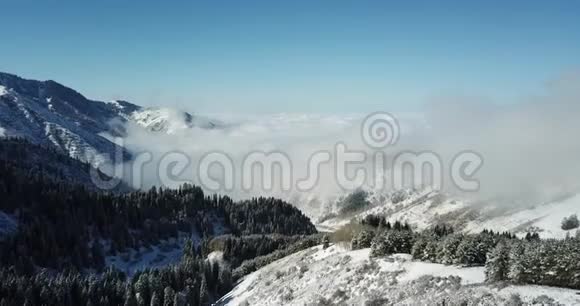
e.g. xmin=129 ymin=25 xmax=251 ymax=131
xmin=103 ymin=72 xmax=580 ymax=216
xmin=421 ymin=71 xmax=580 ymax=204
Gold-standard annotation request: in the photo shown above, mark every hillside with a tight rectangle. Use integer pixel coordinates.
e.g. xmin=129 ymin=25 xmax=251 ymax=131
xmin=317 ymin=188 xmax=580 ymax=239
xmin=0 ymin=137 xmax=131 ymax=192
xmin=219 ymin=245 xmax=580 ymax=305
xmin=0 ymin=72 xmax=220 ymax=166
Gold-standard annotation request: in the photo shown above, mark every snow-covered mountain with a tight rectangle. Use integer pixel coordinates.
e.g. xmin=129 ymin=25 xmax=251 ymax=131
xmin=317 ymin=188 xmax=580 ymax=239
xmin=129 ymin=107 xmax=219 ymax=133
xmin=0 ymin=72 xmax=219 ymax=165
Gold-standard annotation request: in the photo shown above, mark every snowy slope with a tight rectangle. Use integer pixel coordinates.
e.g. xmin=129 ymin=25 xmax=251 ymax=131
xmin=130 ymin=107 xmax=219 ymax=133
xmin=318 ymin=188 xmax=580 ymax=239
xmin=218 ymin=245 xmax=580 ymax=305
xmin=103 ymin=214 xmax=228 ymax=276
xmin=0 ymin=73 xmax=140 ymax=165
xmin=465 ymin=193 xmax=580 ymax=239
xmin=0 ymin=72 xmax=220 ymax=165
xmin=317 ymin=188 xmax=468 ymax=232
xmin=104 ymin=232 xmax=200 ymax=276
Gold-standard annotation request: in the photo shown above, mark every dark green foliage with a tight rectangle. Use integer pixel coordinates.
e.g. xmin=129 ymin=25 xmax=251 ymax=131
xmin=561 ymin=214 xmax=579 ymax=231
xmin=411 ymin=233 xmax=439 ymax=262
xmin=436 ymin=233 xmax=464 ymax=265
xmin=0 ymin=137 xmax=130 ymax=192
xmin=351 ymin=230 xmax=375 ymax=250
xmin=0 ymin=247 xmax=237 ymax=305
xmin=0 ymin=153 xmax=315 ymax=270
xmin=224 ymin=198 xmax=317 ymax=236
xmin=206 ymin=234 xmax=309 ymax=268
xmin=485 ymin=242 xmax=509 ymax=282
xmin=360 ymin=214 xmax=386 ymax=228
xmin=0 ymin=139 xmax=318 ymax=305
xmin=321 ymin=234 xmax=330 ymax=249
xmin=524 ymin=232 xmax=540 ymax=241
xmin=453 ymin=235 xmax=488 ymax=266
xmin=232 ymin=235 xmax=321 ymax=280
xmin=370 ymin=230 xmax=414 ymax=256
xmin=338 ymin=189 xmax=370 ymax=215
xmin=489 ymin=237 xmax=580 ymax=289
xmin=360 ymin=214 xmax=410 ymax=232
xmin=370 ymin=224 xmax=514 ymax=269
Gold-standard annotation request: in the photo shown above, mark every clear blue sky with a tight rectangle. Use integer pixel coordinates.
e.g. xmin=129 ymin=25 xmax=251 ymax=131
xmin=1 ymin=0 xmax=579 ymax=113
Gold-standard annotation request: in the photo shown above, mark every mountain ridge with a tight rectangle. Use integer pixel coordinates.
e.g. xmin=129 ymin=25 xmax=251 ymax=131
xmin=0 ymin=71 xmax=219 ymax=165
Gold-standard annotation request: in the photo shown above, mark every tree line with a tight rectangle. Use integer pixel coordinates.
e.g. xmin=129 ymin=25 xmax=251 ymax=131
xmin=0 ymin=151 xmax=315 ymax=271
xmin=0 ymin=239 xmax=231 ymax=306
xmin=352 ymin=214 xmax=580 ymax=289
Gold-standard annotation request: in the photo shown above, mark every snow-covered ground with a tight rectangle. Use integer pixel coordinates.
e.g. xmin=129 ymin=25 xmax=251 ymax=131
xmin=218 ymin=245 xmax=580 ymax=305
xmin=465 ymin=193 xmax=580 ymax=239
xmin=104 ymin=232 xmax=200 ymax=276
xmin=104 ymin=216 xmax=228 ymax=276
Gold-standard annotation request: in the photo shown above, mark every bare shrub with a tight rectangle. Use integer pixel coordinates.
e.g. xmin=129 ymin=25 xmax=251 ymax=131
xmin=331 ymin=222 xmax=374 ymax=243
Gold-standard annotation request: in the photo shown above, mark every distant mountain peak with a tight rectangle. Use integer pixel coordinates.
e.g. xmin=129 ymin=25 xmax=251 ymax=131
xmin=0 ymin=71 xmax=220 ymax=165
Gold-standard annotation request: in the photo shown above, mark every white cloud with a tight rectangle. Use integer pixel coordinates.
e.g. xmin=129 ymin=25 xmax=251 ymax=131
xmin=104 ymin=71 xmax=580 ymax=217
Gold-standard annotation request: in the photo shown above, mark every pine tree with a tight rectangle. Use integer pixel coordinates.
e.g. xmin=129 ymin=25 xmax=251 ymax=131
xmin=150 ymin=292 xmax=161 ymax=306
xmin=485 ymin=242 xmax=509 ymax=282
xmin=124 ymin=288 xmax=138 ymax=306
xmin=199 ymin=277 xmax=210 ymax=306
xmin=436 ymin=234 xmax=464 ymax=264
xmin=183 ymin=239 xmax=196 ymax=260
xmin=163 ymin=287 xmax=175 ymax=306
xmin=351 ymin=230 xmax=374 ymax=250
xmin=135 ymin=273 xmax=151 ymax=305
xmin=173 ymin=292 xmax=187 ymax=306
xmin=507 ymin=242 xmax=525 ymax=284
xmin=321 ymin=235 xmax=330 ymax=249
xmin=218 ymin=269 xmax=233 ymax=295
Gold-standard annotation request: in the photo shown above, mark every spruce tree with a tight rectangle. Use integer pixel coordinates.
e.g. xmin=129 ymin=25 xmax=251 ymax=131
xmin=485 ymin=242 xmax=509 ymax=282
xmin=150 ymin=292 xmax=161 ymax=306
xmin=163 ymin=287 xmax=175 ymax=306
xmin=199 ymin=277 xmax=210 ymax=306
xmin=507 ymin=242 xmax=525 ymax=284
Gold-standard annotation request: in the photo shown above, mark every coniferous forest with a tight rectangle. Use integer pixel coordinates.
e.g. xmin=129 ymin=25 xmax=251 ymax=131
xmin=0 ymin=138 xmax=317 ymax=305
xmin=354 ymin=214 xmax=580 ymax=290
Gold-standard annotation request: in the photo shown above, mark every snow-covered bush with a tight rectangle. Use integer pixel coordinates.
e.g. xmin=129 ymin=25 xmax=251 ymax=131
xmin=314 ymin=295 xmax=332 ymax=306
xmin=504 ymin=294 xmax=523 ymax=306
xmin=279 ymin=287 xmax=294 ymax=302
xmin=531 ymin=295 xmax=561 ymax=306
xmin=370 ymin=230 xmax=414 ymax=257
xmin=390 ymin=190 xmax=408 ymax=204
xmin=351 ymin=230 xmax=375 ymax=250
